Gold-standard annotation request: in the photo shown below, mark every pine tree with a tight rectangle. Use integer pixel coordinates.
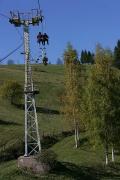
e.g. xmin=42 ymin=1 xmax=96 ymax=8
xmin=80 ymin=50 xmax=84 ymax=64
xmin=114 ymin=40 xmax=120 ymax=68
xmin=80 ymin=50 xmax=94 ymax=64
xmin=84 ymin=50 xmax=88 ymax=63
xmin=88 ymin=51 xmax=94 ymax=64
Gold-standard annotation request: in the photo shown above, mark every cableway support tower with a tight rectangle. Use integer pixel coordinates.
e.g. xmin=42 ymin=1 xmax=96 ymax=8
xmin=9 ymin=9 xmax=43 ymax=156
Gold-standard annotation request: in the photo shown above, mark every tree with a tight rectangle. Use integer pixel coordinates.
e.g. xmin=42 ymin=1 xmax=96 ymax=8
xmin=0 ymin=80 xmax=23 ymax=105
xmin=80 ymin=50 xmax=84 ymax=64
xmin=80 ymin=50 xmax=94 ymax=64
xmin=56 ymin=58 xmax=63 ymax=65
xmin=7 ymin=59 xmax=14 ymax=65
xmin=88 ymin=51 xmax=94 ymax=64
xmin=107 ymin=68 xmax=120 ymax=162
xmin=84 ymin=50 xmax=88 ymax=63
xmin=114 ymin=40 xmax=120 ymax=68
xmin=84 ymin=45 xmax=120 ymax=165
xmin=63 ymin=43 xmax=82 ymax=148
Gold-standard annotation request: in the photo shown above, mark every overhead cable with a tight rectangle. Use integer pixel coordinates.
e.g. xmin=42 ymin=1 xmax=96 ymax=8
xmin=37 ymin=0 xmax=41 ymax=11
xmin=0 ymin=42 xmax=23 ymax=63
xmin=0 ymin=12 xmax=9 ymax=19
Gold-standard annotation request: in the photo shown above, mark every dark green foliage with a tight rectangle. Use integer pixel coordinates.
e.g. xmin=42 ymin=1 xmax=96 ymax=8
xmin=80 ymin=50 xmax=94 ymax=64
xmin=114 ymin=40 xmax=120 ymax=68
xmin=41 ymin=135 xmax=58 ymax=149
xmin=0 ymin=80 xmax=23 ymax=105
xmin=0 ymin=140 xmax=24 ymax=161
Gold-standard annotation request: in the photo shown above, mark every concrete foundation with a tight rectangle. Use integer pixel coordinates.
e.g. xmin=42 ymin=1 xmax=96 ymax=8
xmin=18 ymin=156 xmax=51 ymax=174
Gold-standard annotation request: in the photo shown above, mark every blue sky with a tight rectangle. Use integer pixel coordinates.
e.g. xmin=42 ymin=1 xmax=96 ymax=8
xmin=0 ymin=0 xmax=120 ymax=64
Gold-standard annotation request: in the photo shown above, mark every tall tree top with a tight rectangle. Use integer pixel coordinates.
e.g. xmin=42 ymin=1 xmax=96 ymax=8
xmin=64 ymin=43 xmax=78 ymax=64
xmin=117 ymin=40 xmax=120 ymax=48
xmin=95 ymin=44 xmax=113 ymax=67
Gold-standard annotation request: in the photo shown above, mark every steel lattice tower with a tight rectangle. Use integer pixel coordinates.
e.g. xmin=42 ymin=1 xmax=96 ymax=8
xmin=9 ymin=10 xmax=43 ymax=156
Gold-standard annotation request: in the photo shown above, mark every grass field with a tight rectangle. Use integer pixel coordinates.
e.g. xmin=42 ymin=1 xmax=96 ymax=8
xmin=0 ymin=64 xmax=120 ymax=180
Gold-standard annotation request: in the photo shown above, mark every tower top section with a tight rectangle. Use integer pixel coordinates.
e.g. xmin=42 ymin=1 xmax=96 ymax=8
xmin=9 ymin=9 xmax=44 ymax=27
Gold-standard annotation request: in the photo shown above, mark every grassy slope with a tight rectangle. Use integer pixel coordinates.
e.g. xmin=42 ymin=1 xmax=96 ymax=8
xmin=0 ymin=64 xmax=120 ymax=180
xmin=0 ymin=65 xmax=67 ymax=146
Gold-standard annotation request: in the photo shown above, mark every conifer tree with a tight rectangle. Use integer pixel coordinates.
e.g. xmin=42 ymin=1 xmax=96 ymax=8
xmin=80 ymin=50 xmax=84 ymax=64
xmin=80 ymin=50 xmax=94 ymax=64
xmin=114 ymin=40 xmax=120 ymax=68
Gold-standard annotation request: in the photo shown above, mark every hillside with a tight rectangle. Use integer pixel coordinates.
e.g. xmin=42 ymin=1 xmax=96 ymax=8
xmin=0 ymin=64 xmax=120 ymax=180
xmin=0 ymin=64 xmax=66 ymax=143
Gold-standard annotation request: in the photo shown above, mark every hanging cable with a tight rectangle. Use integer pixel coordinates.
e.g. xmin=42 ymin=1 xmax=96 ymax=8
xmin=37 ymin=0 xmax=41 ymax=11
xmin=0 ymin=12 xmax=9 ymax=19
xmin=0 ymin=42 xmax=23 ymax=63
xmin=0 ymin=12 xmax=23 ymax=41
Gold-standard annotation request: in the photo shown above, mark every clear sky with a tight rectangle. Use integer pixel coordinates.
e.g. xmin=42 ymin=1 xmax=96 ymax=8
xmin=0 ymin=0 xmax=120 ymax=64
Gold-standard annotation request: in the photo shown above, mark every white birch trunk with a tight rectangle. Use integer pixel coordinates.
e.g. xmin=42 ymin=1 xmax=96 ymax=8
xmin=105 ymin=153 xmax=108 ymax=165
xmin=105 ymin=144 xmax=109 ymax=165
xmin=112 ymin=146 xmax=115 ymax=162
xmin=75 ymin=127 xmax=78 ymax=148
xmin=76 ymin=125 xmax=79 ymax=141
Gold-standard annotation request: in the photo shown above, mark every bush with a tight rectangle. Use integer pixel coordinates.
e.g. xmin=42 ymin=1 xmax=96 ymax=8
xmin=35 ymin=149 xmax=57 ymax=168
xmin=6 ymin=141 xmax=24 ymax=159
xmin=0 ymin=140 xmax=24 ymax=161
xmin=41 ymin=135 xmax=58 ymax=149
xmin=0 ymin=80 xmax=23 ymax=105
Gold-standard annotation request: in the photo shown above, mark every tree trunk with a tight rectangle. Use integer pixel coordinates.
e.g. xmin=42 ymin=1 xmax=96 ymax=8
xmin=105 ymin=143 xmax=109 ymax=165
xmin=75 ymin=127 xmax=78 ymax=148
xmin=105 ymin=153 xmax=108 ymax=165
xmin=74 ymin=124 xmax=79 ymax=148
xmin=76 ymin=125 xmax=79 ymax=141
xmin=112 ymin=145 xmax=115 ymax=162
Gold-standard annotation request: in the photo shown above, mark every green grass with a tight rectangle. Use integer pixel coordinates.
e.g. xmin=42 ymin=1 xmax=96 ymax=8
xmin=0 ymin=64 xmax=65 ymax=135
xmin=0 ymin=135 xmax=120 ymax=180
xmin=0 ymin=64 xmax=120 ymax=179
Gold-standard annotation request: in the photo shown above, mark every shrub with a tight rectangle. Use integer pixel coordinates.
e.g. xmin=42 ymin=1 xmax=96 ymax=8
xmin=35 ymin=149 xmax=57 ymax=168
xmin=0 ymin=80 xmax=23 ymax=105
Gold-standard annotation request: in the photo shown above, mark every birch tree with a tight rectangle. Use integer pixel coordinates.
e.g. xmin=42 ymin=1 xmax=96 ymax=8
xmin=63 ymin=43 xmax=82 ymax=148
xmin=85 ymin=45 xmax=120 ymax=165
xmin=108 ymin=68 xmax=120 ymax=162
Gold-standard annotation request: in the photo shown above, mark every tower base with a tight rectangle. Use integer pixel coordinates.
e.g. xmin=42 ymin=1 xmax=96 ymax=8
xmin=18 ymin=156 xmax=51 ymax=174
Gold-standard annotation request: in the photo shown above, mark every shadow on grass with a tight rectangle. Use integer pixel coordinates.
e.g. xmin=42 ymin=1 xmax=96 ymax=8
xmin=36 ymin=107 xmax=60 ymax=115
xmin=52 ymin=162 xmax=99 ymax=180
xmin=15 ymin=104 xmax=60 ymax=115
xmin=41 ymin=131 xmax=74 ymax=149
xmin=52 ymin=162 xmax=120 ymax=180
xmin=0 ymin=119 xmax=21 ymax=126
xmin=79 ymin=137 xmax=88 ymax=146
xmin=33 ymin=67 xmax=47 ymax=73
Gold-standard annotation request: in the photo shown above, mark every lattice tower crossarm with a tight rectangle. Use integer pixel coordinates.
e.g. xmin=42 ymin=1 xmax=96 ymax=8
xmin=24 ymin=21 xmax=41 ymax=156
